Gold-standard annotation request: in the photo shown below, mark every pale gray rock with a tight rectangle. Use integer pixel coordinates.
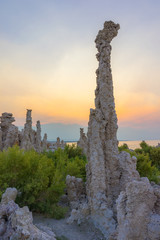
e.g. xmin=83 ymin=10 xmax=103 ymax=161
xmin=67 ymin=202 xmax=89 ymax=225
xmin=35 ymin=120 xmax=42 ymax=153
xmin=77 ymin=128 xmax=88 ymax=155
xmin=118 ymin=152 xmax=140 ymax=192
xmin=35 ymin=223 xmax=56 ymax=239
xmin=0 ymin=219 xmax=6 ymax=236
xmin=49 ymin=137 xmax=66 ymax=152
xmin=1 ymin=188 xmax=18 ymax=205
xmin=148 ymin=214 xmax=160 ymax=240
xmin=0 ymin=112 xmax=19 ymax=150
xmin=153 ymin=184 xmax=160 ymax=214
xmin=86 ymin=21 xmax=120 ymax=238
xmin=20 ymin=110 xmax=47 ymax=153
xmin=21 ymin=109 xmax=36 ymax=151
xmin=66 ymin=175 xmax=85 ymax=209
xmin=116 ymin=178 xmax=157 ymax=240
xmin=56 ymin=137 xmax=61 ymax=148
xmin=0 ymin=110 xmax=46 ymax=152
xmin=42 ymin=133 xmax=48 ymax=151
xmin=0 ymin=188 xmax=56 ymax=240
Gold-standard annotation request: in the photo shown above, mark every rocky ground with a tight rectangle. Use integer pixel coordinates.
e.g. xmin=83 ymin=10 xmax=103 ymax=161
xmin=33 ymin=214 xmax=105 ymax=240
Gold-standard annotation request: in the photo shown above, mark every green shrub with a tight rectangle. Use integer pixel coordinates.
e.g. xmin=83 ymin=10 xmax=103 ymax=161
xmin=44 ymin=146 xmax=87 ymax=181
xmin=64 ymin=144 xmax=84 ymax=159
xmin=150 ymin=147 xmax=160 ymax=169
xmin=136 ymin=153 xmax=160 ymax=183
xmin=118 ymin=143 xmax=129 ymax=152
xmin=0 ymin=145 xmax=87 ymax=218
xmin=0 ymin=146 xmax=66 ymax=218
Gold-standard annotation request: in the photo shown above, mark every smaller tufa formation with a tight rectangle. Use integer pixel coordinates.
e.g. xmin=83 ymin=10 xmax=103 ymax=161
xmin=0 ymin=113 xmax=19 ymax=150
xmin=48 ymin=137 xmax=66 ymax=152
xmin=77 ymin=128 xmax=88 ymax=155
xmin=35 ymin=120 xmax=42 ymax=153
xmin=0 ymin=188 xmax=56 ymax=239
xmin=21 ymin=109 xmax=36 ymax=151
xmin=0 ymin=109 xmax=48 ymax=152
xmin=42 ymin=133 xmax=48 ymax=151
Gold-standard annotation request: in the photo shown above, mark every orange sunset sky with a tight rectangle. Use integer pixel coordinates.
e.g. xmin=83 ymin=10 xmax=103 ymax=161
xmin=0 ymin=0 xmax=160 ymax=140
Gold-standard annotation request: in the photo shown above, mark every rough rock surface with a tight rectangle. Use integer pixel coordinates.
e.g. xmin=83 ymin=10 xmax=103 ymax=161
xmin=118 ymin=152 xmax=140 ymax=192
xmin=21 ymin=109 xmax=36 ymax=151
xmin=85 ymin=21 xmax=121 ymax=238
xmin=0 ymin=113 xmax=19 ymax=150
xmin=35 ymin=120 xmax=42 ymax=153
xmin=0 ymin=109 xmax=48 ymax=152
xmin=42 ymin=133 xmax=48 ymax=151
xmin=77 ymin=128 xmax=88 ymax=155
xmin=0 ymin=188 xmax=56 ymax=240
xmin=66 ymin=21 xmax=160 ymax=240
xmin=1 ymin=188 xmax=18 ymax=205
xmin=116 ymin=178 xmax=157 ymax=240
xmin=66 ymin=175 xmax=86 ymax=209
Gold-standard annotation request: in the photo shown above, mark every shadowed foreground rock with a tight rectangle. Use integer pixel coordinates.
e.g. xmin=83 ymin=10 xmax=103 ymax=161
xmin=68 ymin=21 xmax=160 ymax=240
xmin=0 ymin=188 xmax=56 ymax=240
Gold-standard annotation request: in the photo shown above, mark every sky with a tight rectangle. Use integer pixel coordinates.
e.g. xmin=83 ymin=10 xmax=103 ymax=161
xmin=0 ymin=0 xmax=160 ymax=140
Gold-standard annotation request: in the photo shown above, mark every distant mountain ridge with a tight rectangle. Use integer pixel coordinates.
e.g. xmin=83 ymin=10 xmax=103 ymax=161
xmin=18 ymin=123 xmax=88 ymax=141
xmin=18 ymin=122 xmax=160 ymax=142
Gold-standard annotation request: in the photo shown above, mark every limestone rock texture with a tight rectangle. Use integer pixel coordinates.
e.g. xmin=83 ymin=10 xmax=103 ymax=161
xmin=0 ymin=188 xmax=56 ymax=240
xmin=0 ymin=109 xmax=48 ymax=152
xmin=77 ymin=128 xmax=88 ymax=155
xmin=35 ymin=120 xmax=42 ymax=153
xmin=0 ymin=113 xmax=19 ymax=150
xmin=116 ymin=178 xmax=159 ymax=240
xmin=66 ymin=176 xmax=89 ymax=225
xmin=21 ymin=109 xmax=37 ymax=151
xmin=66 ymin=21 xmax=160 ymax=240
xmin=66 ymin=175 xmax=86 ymax=209
xmin=86 ymin=21 xmax=123 ymax=238
xmin=48 ymin=137 xmax=66 ymax=152
xmin=42 ymin=133 xmax=48 ymax=151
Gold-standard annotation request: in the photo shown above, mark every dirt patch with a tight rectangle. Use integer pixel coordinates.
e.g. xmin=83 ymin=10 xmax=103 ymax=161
xmin=33 ymin=214 xmax=105 ymax=240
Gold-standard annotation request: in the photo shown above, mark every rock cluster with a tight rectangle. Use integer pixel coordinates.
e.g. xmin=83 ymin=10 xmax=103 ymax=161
xmin=0 ymin=188 xmax=56 ymax=239
xmin=0 ymin=109 xmax=47 ymax=152
xmin=48 ymin=137 xmax=66 ymax=152
xmin=0 ymin=113 xmax=19 ymax=150
xmin=68 ymin=21 xmax=160 ymax=240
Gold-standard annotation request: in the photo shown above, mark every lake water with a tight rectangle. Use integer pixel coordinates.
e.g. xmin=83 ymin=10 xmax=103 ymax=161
xmin=118 ymin=140 xmax=160 ymax=150
xmin=66 ymin=140 xmax=160 ymax=150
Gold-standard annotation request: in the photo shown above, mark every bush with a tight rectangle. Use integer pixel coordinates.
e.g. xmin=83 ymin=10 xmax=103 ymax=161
xmin=150 ymin=147 xmax=160 ymax=169
xmin=118 ymin=143 xmax=129 ymax=152
xmin=0 ymin=146 xmax=68 ymax=218
xmin=0 ymin=145 xmax=87 ymax=218
xmin=44 ymin=145 xmax=87 ymax=181
xmin=136 ymin=153 xmax=160 ymax=183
